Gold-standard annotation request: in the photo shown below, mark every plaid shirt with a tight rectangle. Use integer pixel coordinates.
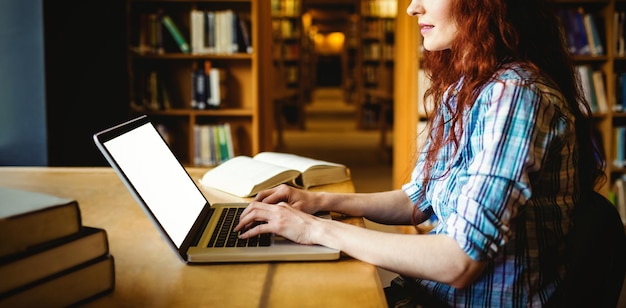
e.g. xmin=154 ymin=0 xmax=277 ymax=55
xmin=402 ymin=65 xmax=578 ymax=307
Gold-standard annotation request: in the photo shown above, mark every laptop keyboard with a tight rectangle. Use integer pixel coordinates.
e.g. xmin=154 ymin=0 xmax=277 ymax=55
xmin=207 ymin=207 xmax=270 ymax=248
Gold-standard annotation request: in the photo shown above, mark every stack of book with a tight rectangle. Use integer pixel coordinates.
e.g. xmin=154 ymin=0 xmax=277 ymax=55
xmin=0 ymin=187 xmax=114 ymax=306
xmin=133 ymin=9 xmax=252 ymax=56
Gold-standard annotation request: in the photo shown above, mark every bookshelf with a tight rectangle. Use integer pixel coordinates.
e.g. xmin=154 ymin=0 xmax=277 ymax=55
xmin=343 ymin=13 xmax=360 ymax=104
xmin=349 ymin=0 xmax=397 ymax=163
xmin=356 ymin=0 xmax=397 ymax=131
xmin=125 ymin=0 xmax=273 ymax=166
xmin=556 ymin=0 xmax=613 ymax=197
xmin=271 ymin=0 xmax=306 ymax=132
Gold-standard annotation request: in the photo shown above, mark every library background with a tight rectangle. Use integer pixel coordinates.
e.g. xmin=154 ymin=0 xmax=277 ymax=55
xmin=4 ymin=0 xmax=626 ymax=220
xmin=123 ymin=0 xmax=397 ymax=168
xmin=122 ymin=0 xmax=626 ymax=222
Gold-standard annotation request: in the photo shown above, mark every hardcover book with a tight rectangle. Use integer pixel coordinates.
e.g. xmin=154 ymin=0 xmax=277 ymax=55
xmin=199 ymin=152 xmax=351 ymax=197
xmin=0 ymin=187 xmax=81 ymax=258
xmin=161 ymin=14 xmax=190 ymax=53
xmin=0 ymin=227 xmax=109 ymax=294
xmin=0 ymin=254 xmax=114 ymax=307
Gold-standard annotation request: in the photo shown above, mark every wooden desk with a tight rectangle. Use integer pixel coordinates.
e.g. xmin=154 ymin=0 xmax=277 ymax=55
xmin=0 ymin=167 xmax=387 ymax=307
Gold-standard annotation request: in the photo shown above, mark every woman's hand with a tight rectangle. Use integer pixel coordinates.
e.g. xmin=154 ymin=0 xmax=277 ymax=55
xmin=254 ymin=184 xmax=322 ymax=214
xmin=234 ymin=201 xmax=324 ymax=245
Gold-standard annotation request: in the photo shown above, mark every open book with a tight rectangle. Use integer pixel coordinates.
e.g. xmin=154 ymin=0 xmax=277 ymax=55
xmin=199 ymin=152 xmax=351 ymax=197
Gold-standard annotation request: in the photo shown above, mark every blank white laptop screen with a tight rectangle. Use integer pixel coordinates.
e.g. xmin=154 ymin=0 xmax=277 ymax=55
xmin=102 ymin=122 xmax=205 ymax=247
xmin=94 ymin=115 xmax=341 ymax=263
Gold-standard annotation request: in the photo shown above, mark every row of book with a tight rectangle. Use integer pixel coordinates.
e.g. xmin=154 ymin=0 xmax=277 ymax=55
xmin=194 ymin=123 xmax=235 ymax=166
xmin=613 ymin=126 xmax=626 ymax=168
xmin=363 ymin=64 xmax=384 ymax=84
xmin=587 ymin=70 xmax=626 ymax=115
xmin=362 ymin=18 xmax=395 ymax=38
xmin=615 ymin=72 xmax=626 ymax=113
xmin=136 ymin=10 xmax=252 ymax=54
xmin=135 ymin=9 xmax=251 ymax=55
xmin=191 ymin=61 xmax=226 ymax=109
xmin=0 ymin=187 xmax=114 ymax=306
xmin=271 ymin=0 xmax=301 ymax=16
xmin=135 ymin=61 xmax=227 ymax=111
xmin=360 ymin=0 xmax=397 ymax=17
xmin=273 ymin=18 xmax=301 ymax=40
xmin=141 ymin=70 xmax=173 ymax=111
xmin=362 ymin=42 xmax=394 ymax=61
xmin=557 ymin=7 xmax=604 ymax=56
xmin=577 ymin=65 xmax=608 ymax=114
xmin=190 ymin=9 xmax=252 ymax=55
xmin=135 ymin=11 xmax=189 ymax=54
xmin=615 ymin=10 xmax=626 ymax=57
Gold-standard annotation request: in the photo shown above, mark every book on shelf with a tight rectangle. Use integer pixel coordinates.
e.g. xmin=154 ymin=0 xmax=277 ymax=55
xmin=191 ymin=9 xmax=207 ymax=54
xmin=191 ymin=61 xmax=226 ymax=109
xmin=591 ymin=70 xmax=608 ymax=113
xmin=616 ymin=11 xmax=626 ymax=57
xmin=191 ymin=66 xmax=208 ymax=110
xmin=613 ymin=177 xmax=626 ymax=225
xmin=0 ymin=254 xmax=114 ymax=307
xmin=556 ymin=8 xmax=577 ymax=55
xmin=146 ymin=70 xmax=173 ymax=111
xmin=576 ymin=65 xmax=599 ymax=113
xmin=136 ymin=13 xmax=154 ymax=53
xmin=614 ymin=126 xmax=626 ymax=168
xmin=189 ymin=9 xmax=251 ymax=55
xmin=208 ymin=66 xmax=222 ymax=107
xmin=199 ymin=152 xmax=351 ymax=197
xmin=237 ymin=13 xmax=253 ymax=54
xmin=205 ymin=11 xmax=216 ymax=53
xmin=0 ymin=226 xmax=109 ymax=294
xmin=582 ymin=12 xmax=604 ymax=56
xmin=558 ymin=7 xmax=591 ymax=56
xmin=616 ymin=72 xmax=626 ymax=112
xmin=135 ymin=12 xmax=165 ymax=54
xmin=219 ymin=9 xmax=238 ymax=54
xmin=0 ymin=187 xmax=81 ymax=259
xmin=161 ymin=14 xmax=190 ymax=54
xmin=155 ymin=123 xmax=171 ymax=145
xmin=272 ymin=0 xmax=302 ymax=16
xmin=194 ymin=123 xmax=234 ymax=166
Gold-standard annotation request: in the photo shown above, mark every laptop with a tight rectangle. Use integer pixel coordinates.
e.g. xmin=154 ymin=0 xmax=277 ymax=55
xmin=93 ymin=115 xmax=340 ymax=263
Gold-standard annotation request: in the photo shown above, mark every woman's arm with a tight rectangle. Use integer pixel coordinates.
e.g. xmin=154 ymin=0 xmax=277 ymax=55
xmin=320 ymin=220 xmax=488 ymax=288
xmin=236 ymin=201 xmax=486 ymax=288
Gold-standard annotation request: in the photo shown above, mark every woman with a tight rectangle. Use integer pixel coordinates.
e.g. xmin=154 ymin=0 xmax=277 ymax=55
xmin=235 ymin=0 xmax=605 ymax=306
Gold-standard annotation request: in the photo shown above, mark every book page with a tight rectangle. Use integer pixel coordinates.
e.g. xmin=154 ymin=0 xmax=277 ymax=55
xmin=199 ymin=156 xmax=300 ymax=197
xmin=253 ymin=152 xmax=344 ymax=173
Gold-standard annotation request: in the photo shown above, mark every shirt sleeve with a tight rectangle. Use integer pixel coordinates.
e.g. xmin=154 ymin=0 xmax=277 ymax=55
xmin=404 ymin=74 xmax=571 ymax=262
xmin=449 ymin=78 xmax=566 ymax=261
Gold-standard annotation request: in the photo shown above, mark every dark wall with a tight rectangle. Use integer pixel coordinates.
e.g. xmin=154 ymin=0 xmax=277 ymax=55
xmin=44 ymin=0 xmax=129 ymax=166
xmin=0 ymin=0 xmax=48 ymax=166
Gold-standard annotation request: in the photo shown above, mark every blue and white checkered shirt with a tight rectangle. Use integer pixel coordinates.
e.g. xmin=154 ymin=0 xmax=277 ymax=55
xmin=403 ymin=65 xmax=577 ymax=307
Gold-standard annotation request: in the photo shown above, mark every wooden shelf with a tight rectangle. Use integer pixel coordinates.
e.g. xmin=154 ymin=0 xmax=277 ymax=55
xmin=354 ymin=1 xmax=396 ymax=131
xmin=272 ymin=0 xmax=306 ymax=142
xmin=140 ymin=108 xmax=254 ymax=117
xmin=126 ymin=0 xmax=274 ymax=166
xmin=130 ymin=52 xmax=253 ymax=60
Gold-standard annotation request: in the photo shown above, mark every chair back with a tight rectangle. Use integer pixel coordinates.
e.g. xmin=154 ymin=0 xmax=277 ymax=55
xmin=549 ymin=191 xmax=626 ymax=307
